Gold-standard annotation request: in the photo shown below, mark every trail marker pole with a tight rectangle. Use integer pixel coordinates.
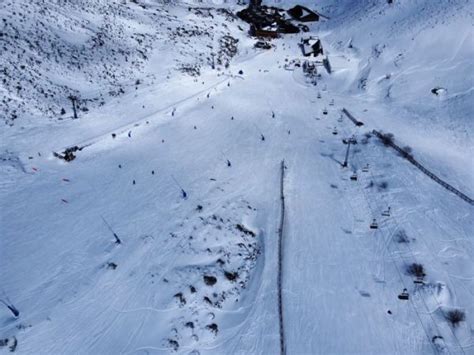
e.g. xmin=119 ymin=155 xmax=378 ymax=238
xmin=171 ymin=175 xmax=188 ymax=199
xmin=0 ymin=299 xmax=19 ymax=318
xmin=101 ymin=215 xmax=122 ymax=244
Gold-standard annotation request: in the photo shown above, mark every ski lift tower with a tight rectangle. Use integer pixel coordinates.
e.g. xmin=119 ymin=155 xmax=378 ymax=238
xmin=342 ymin=135 xmax=357 ymax=167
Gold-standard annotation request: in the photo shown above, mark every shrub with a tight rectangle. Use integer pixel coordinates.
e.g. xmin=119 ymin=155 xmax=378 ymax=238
xmin=167 ymin=339 xmax=179 ymax=351
xmin=406 ymin=263 xmax=425 ymax=278
xmin=106 ymin=262 xmax=117 ymax=270
xmin=395 ymin=229 xmax=410 ymax=243
xmin=206 ymin=323 xmax=219 ymax=334
xmin=378 ymin=181 xmax=389 ymax=190
xmin=445 ymin=309 xmax=466 ymax=327
xmin=224 ymin=271 xmax=238 ymax=282
xmin=401 ymin=146 xmax=413 ymax=158
xmin=235 ymin=224 xmax=256 ymax=237
xmin=380 ymin=132 xmax=394 ymax=146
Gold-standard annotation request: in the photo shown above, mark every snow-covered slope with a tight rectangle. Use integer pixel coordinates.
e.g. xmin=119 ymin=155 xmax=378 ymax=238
xmin=1 ymin=0 xmax=473 ymax=354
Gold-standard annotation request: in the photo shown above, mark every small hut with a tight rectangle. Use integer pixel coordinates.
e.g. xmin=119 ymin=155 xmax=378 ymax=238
xmin=300 ymin=36 xmax=323 ymax=57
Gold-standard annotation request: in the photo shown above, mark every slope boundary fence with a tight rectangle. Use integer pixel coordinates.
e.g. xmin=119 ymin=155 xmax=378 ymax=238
xmin=342 ymin=108 xmax=364 ymax=126
xmin=278 ymin=160 xmax=286 ymax=355
xmin=372 ymin=130 xmax=473 ymax=206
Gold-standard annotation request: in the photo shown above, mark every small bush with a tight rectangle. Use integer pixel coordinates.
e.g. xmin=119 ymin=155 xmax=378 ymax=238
xmin=167 ymin=339 xmax=179 ymax=351
xmin=106 ymin=262 xmax=117 ymax=270
xmin=206 ymin=323 xmax=219 ymax=334
xmin=400 ymin=146 xmax=413 ymax=159
xmin=378 ymin=181 xmax=389 ymax=190
xmin=224 ymin=271 xmax=238 ymax=282
xmin=395 ymin=230 xmax=410 ymax=243
xmin=380 ymin=132 xmax=394 ymax=146
xmin=406 ymin=263 xmax=425 ymax=278
xmin=445 ymin=309 xmax=466 ymax=327
xmin=235 ymin=224 xmax=256 ymax=237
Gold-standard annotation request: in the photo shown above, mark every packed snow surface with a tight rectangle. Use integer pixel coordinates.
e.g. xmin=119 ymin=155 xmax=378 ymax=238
xmin=1 ymin=0 xmax=473 ymax=354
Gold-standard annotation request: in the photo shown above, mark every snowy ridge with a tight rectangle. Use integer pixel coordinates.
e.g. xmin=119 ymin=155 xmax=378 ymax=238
xmin=0 ymin=0 xmax=243 ymax=126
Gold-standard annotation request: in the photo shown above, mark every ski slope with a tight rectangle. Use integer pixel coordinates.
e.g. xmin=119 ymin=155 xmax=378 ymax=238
xmin=1 ymin=1 xmax=473 ymax=354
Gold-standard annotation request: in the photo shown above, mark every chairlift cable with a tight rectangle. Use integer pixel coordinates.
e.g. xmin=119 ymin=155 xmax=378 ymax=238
xmin=332 ymin=117 xmax=438 ymax=352
xmin=340 ymin=121 xmax=445 ymax=354
xmin=352 ymin=130 xmax=464 ymax=354
xmin=359 ymin=137 xmax=466 ymax=353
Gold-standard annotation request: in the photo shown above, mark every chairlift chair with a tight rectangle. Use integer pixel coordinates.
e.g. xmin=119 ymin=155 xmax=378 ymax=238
xmin=329 ymin=99 xmax=335 ymax=106
xmin=381 ymin=207 xmax=391 ymax=217
xmin=323 ymin=108 xmax=328 ymax=115
xmin=398 ymin=288 xmax=409 ymax=300
xmin=362 ymin=164 xmax=369 ymax=172
xmin=350 ymin=172 xmax=358 ymax=181
xmin=317 ymin=92 xmax=322 ymax=99
xmin=370 ymin=219 xmax=378 ymax=229
xmin=332 ymin=127 xmax=338 ymax=135
xmin=413 ymin=275 xmax=425 ymax=285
